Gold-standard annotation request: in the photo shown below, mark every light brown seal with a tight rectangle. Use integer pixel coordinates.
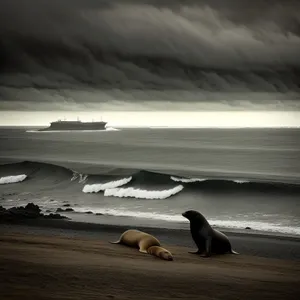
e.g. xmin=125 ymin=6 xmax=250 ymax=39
xmin=110 ymin=229 xmax=161 ymax=253
xmin=147 ymin=245 xmax=174 ymax=261
xmin=110 ymin=229 xmax=173 ymax=261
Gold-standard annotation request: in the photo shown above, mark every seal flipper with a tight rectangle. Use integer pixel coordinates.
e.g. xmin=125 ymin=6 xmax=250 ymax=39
xmin=197 ymin=226 xmax=212 ymax=257
xmin=200 ymin=236 xmax=212 ymax=257
xmin=188 ymin=250 xmax=202 ymax=254
xmin=139 ymin=249 xmax=147 ymax=254
xmin=230 ymin=249 xmax=239 ymax=255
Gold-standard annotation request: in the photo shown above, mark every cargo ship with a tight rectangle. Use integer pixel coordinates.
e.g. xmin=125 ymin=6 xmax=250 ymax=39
xmin=38 ymin=118 xmax=107 ymax=131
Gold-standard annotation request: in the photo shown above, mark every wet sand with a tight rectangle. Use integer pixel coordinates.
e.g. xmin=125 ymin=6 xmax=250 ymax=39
xmin=1 ymin=225 xmax=300 ymax=300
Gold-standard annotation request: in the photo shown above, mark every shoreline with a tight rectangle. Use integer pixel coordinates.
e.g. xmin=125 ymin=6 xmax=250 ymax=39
xmin=62 ymin=212 xmax=300 ymax=240
xmin=1 ymin=218 xmax=300 ymax=261
xmin=2 ymin=202 xmax=300 ymax=240
xmin=2 ymin=215 xmax=300 ymax=241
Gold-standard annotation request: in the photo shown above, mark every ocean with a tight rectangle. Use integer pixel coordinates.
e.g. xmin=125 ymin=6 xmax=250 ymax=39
xmin=0 ymin=126 xmax=299 ymax=236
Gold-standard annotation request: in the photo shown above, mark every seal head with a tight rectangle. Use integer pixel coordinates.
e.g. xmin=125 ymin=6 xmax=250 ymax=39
xmin=147 ymin=245 xmax=173 ymax=261
xmin=182 ymin=210 xmax=209 ymax=226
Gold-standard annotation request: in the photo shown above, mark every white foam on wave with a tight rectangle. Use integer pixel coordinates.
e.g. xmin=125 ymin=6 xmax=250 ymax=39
xmin=82 ymin=177 xmax=132 ymax=193
xmin=71 ymin=172 xmax=80 ymax=181
xmin=209 ymin=220 xmax=300 ymax=236
xmin=73 ymin=207 xmax=185 ymax=221
xmin=79 ymin=174 xmax=88 ymax=183
xmin=171 ymin=176 xmax=207 ymax=183
xmin=71 ymin=172 xmax=88 ymax=183
xmin=0 ymin=174 xmax=27 ymax=185
xmin=233 ymin=180 xmax=250 ymax=184
xmin=171 ymin=176 xmax=250 ymax=184
xmin=70 ymin=207 xmax=300 ymax=235
xmin=104 ymin=185 xmax=184 ymax=199
xmin=105 ymin=127 xmax=120 ymax=131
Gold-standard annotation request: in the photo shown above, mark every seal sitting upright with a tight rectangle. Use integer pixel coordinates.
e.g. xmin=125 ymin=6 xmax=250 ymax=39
xmin=182 ymin=210 xmax=239 ymax=257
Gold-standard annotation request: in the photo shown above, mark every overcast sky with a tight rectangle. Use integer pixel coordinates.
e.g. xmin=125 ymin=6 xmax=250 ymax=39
xmin=0 ymin=0 xmax=299 ymax=111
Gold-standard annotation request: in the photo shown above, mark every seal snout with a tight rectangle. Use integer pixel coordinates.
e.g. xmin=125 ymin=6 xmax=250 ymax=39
xmin=161 ymin=252 xmax=173 ymax=261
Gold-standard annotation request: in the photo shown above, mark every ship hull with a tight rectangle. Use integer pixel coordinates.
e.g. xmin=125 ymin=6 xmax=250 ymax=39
xmin=38 ymin=121 xmax=107 ymax=131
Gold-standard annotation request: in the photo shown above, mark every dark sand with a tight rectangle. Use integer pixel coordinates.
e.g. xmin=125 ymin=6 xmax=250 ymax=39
xmin=1 ymin=222 xmax=300 ymax=300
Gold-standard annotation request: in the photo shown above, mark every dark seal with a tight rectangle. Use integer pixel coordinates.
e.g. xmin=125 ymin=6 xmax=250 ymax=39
xmin=182 ymin=210 xmax=239 ymax=257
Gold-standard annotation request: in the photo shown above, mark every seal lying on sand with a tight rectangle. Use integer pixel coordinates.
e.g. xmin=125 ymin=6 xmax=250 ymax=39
xmin=182 ymin=210 xmax=239 ymax=257
xmin=110 ymin=229 xmax=173 ymax=261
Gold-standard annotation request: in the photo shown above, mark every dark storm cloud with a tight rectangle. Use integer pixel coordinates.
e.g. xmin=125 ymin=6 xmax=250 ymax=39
xmin=0 ymin=0 xmax=299 ymax=109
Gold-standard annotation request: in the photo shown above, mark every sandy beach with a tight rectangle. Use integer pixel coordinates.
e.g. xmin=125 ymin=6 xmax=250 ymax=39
xmin=1 ymin=222 xmax=300 ymax=300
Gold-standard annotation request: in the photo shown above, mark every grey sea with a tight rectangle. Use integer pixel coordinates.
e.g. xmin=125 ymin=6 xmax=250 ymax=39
xmin=0 ymin=127 xmax=299 ymax=236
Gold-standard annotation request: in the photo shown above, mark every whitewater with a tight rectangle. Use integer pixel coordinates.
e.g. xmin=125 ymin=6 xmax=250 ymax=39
xmin=0 ymin=127 xmax=300 ymax=236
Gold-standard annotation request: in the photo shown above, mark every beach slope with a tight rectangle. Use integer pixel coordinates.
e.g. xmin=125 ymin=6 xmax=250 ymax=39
xmin=1 ymin=231 xmax=300 ymax=300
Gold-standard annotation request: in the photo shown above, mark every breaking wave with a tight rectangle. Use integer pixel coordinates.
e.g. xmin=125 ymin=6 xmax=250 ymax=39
xmin=0 ymin=160 xmax=300 ymax=197
xmin=83 ymin=177 xmax=132 ymax=193
xmin=0 ymin=174 xmax=27 ymax=185
xmin=1 ymin=160 xmax=300 ymax=235
xmin=171 ymin=175 xmax=250 ymax=184
xmin=103 ymin=185 xmax=184 ymax=200
xmin=71 ymin=172 xmax=88 ymax=183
